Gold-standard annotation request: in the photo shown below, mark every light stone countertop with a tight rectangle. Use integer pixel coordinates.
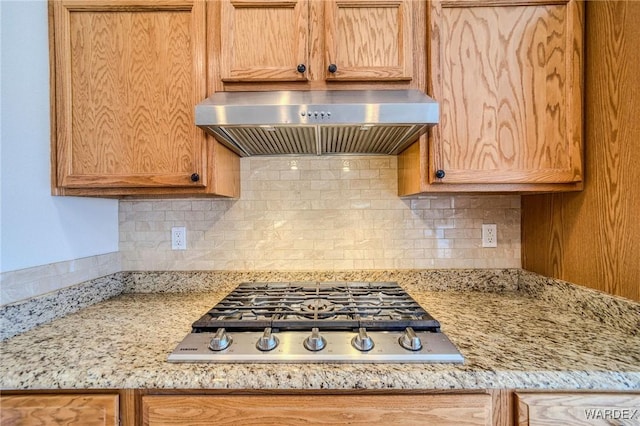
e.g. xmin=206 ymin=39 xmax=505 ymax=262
xmin=1 ymin=270 xmax=639 ymax=391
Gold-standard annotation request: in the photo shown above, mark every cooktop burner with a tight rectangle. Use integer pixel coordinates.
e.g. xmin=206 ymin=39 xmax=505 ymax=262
xmin=191 ymin=282 xmax=441 ymax=332
xmin=169 ymin=281 xmax=464 ymax=364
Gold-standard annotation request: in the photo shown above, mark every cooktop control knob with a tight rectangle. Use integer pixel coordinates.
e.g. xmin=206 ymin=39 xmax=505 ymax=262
xmin=256 ymin=327 xmax=279 ymax=352
xmin=351 ymin=327 xmax=374 ymax=352
xmin=399 ymin=327 xmax=423 ymax=351
xmin=208 ymin=328 xmax=232 ymax=351
xmin=303 ymin=327 xmax=327 ymax=351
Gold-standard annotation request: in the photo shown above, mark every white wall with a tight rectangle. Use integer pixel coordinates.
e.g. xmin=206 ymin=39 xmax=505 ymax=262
xmin=0 ymin=1 xmax=118 ymax=274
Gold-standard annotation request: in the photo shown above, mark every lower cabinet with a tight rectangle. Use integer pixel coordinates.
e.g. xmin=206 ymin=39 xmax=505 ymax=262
xmin=3 ymin=390 xmax=639 ymax=425
xmin=0 ymin=393 xmax=119 ymax=426
xmin=141 ymin=394 xmax=494 ymax=426
xmin=515 ymin=392 xmax=640 ymax=426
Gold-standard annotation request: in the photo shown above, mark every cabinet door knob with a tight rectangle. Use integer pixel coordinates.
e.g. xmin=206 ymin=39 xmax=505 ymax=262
xmin=297 ymin=64 xmax=306 ymax=73
xmin=190 ymin=173 xmax=200 ymax=182
xmin=435 ymin=170 xmax=446 ymax=179
xmin=328 ymin=63 xmax=338 ymax=73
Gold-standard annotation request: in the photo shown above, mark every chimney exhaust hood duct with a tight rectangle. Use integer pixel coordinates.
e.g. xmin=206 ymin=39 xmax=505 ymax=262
xmin=195 ymin=90 xmax=439 ymax=157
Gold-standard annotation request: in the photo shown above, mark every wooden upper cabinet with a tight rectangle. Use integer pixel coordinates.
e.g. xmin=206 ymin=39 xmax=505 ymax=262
xmin=220 ymin=0 xmax=309 ymax=82
xmin=324 ymin=0 xmax=413 ymax=81
xmin=399 ymin=0 xmax=584 ymax=195
xmin=50 ymin=0 xmax=240 ymax=197
xmin=217 ymin=0 xmax=415 ymax=86
xmin=428 ymin=0 xmax=584 ymax=185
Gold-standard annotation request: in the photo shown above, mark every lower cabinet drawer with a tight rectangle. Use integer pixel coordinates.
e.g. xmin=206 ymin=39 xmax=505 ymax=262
xmin=0 ymin=394 xmax=119 ymax=426
xmin=142 ymin=394 xmax=493 ymax=425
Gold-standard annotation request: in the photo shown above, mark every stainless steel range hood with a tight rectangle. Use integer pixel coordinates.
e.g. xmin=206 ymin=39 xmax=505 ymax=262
xmin=195 ymin=90 xmax=439 ymax=157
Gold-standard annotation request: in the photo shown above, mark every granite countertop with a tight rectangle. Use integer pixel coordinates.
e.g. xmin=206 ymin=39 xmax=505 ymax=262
xmin=1 ymin=270 xmax=639 ymax=391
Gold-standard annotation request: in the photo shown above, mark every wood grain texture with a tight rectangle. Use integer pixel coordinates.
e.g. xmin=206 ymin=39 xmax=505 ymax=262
xmin=142 ymin=394 xmax=493 ymax=425
xmin=398 ymin=0 xmax=584 ymax=194
xmin=52 ymin=141 xmax=237 ymax=197
xmin=491 ymin=389 xmax=513 ymax=426
xmin=429 ymin=0 xmax=583 ymax=184
xmin=119 ymin=389 xmax=137 ymax=426
xmin=397 ymin=136 xmax=423 ymax=195
xmin=0 ymin=394 xmax=118 ymax=426
xmin=220 ymin=0 xmax=309 ymax=82
xmin=324 ymin=0 xmax=413 ymax=81
xmin=397 ymin=139 xmax=583 ymax=195
xmin=218 ymin=0 xmax=422 ymax=90
xmin=521 ymin=193 xmax=567 ymax=276
xmin=515 ymin=392 xmax=640 ymax=426
xmin=522 ymin=0 xmax=640 ymax=302
xmin=210 ymin=139 xmax=241 ymax=197
xmin=53 ymin=0 xmax=208 ymax=189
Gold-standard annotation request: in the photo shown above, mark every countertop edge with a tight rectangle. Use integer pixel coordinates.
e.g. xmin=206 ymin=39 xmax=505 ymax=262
xmin=2 ymin=370 xmax=639 ymax=392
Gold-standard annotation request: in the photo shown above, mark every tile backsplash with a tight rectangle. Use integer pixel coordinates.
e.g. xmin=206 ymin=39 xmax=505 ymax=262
xmin=0 ymin=252 xmax=121 ymax=306
xmin=120 ymin=156 xmax=521 ymax=271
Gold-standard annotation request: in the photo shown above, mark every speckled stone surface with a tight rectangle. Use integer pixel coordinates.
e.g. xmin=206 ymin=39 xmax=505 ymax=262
xmin=121 ymin=269 xmax=521 ymax=293
xmin=1 ymin=269 xmax=518 ymax=341
xmin=518 ymin=270 xmax=640 ymax=336
xmin=1 ymin=270 xmax=639 ymax=391
xmin=0 ymin=273 xmax=125 ymax=341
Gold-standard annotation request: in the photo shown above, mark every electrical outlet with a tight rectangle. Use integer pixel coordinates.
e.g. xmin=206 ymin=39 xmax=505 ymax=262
xmin=482 ymin=224 xmax=497 ymax=248
xmin=171 ymin=227 xmax=186 ymax=250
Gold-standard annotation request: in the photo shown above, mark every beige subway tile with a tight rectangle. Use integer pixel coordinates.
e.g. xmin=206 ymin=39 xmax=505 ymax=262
xmin=131 ymin=201 xmax=153 ymax=211
xmin=171 ymin=200 xmax=192 ymax=210
xmin=184 ymin=210 xmax=204 ymax=222
xmin=370 ymin=157 xmax=392 ymax=169
xmin=350 ymin=200 xmax=371 ymax=209
xmin=151 ymin=201 xmax=173 ymax=211
xmin=133 ymin=211 xmax=165 ymax=222
xmin=332 ymin=259 xmax=355 ymax=270
xmin=299 ymin=169 xmax=321 ymax=180
xmin=191 ymin=201 xmax=213 ymax=211
xmin=429 ymin=197 xmax=453 ymax=209
xmin=279 ymin=170 xmax=300 ymax=180
xmin=410 ymin=199 xmax=431 ymax=210
xmin=371 ymin=179 xmax=394 ymax=191
xmin=379 ymin=169 xmax=396 ymax=180
xmin=116 ymin=155 xmax=521 ymax=271
xmin=444 ymin=228 xmax=480 ymax=239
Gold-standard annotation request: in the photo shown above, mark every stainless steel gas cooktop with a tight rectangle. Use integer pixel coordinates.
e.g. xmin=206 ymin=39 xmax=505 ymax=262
xmin=168 ymin=282 xmax=464 ymax=363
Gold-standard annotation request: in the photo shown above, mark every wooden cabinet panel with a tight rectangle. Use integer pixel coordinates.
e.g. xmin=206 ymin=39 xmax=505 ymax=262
xmin=54 ymin=0 xmax=206 ymax=189
xmin=1 ymin=394 xmax=118 ymax=426
xmin=217 ymin=0 xmax=415 ymax=87
xmin=220 ymin=0 xmax=309 ymax=82
xmin=142 ymin=394 xmax=493 ymax=425
xmin=324 ymin=0 xmax=413 ymax=81
xmin=521 ymin=0 xmax=640 ymax=302
xmin=516 ymin=392 xmax=640 ymax=425
xmin=398 ymin=0 xmax=584 ymax=195
xmin=50 ymin=0 xmax=242 ymax=196
xmin=53 ymin=1 xmax=206 ymax=188
xmin=429 ymin=0 xmax=583 ymax=185
xmin=50 ymin=0 xmax=240 ymax=197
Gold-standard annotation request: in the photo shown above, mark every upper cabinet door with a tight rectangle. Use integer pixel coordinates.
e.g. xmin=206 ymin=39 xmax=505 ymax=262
xmin=220 ymin=0 xmax=309 ymax=82
xmin=53 ymin=0 xmax=208 ymax=189
xmin=429 ymin=0 xmax=583 ymax=184
xmin=324 ymin=0 xmax=413 ymax=81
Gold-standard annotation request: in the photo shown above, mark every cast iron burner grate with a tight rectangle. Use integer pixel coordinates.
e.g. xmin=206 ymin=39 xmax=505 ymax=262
xmin=191 ymin=282 xmax=440 ymax=332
